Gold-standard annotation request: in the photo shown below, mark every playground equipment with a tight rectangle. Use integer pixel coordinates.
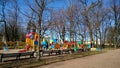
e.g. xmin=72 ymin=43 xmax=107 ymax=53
xmin=19 ymin=32 xmax=38 ymax=52
xmin=87 ymin=44 xmax=102 ymax=51
xmin=42 ymin=39 xmax=48 ymax=49
xmin=41 ymin=38 xmax=84 ymax=51
xmin=3 ymin=46 xmax=8 ymax=51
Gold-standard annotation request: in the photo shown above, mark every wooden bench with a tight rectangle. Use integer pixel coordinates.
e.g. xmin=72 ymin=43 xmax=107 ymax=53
xmin=0 ymin=51 xmax=34 ymax=62
xmin=51 ymin=50 xmax=61 ymax=55
xmin=40 ymin=49 xmax=75 ymax=56
xmin=61 ymin=49 xmax=70 ymax=54
xmin=39 ymin=48 xmax=91 ymax=57
xmin=40 ymin=50 xmax=61 ymax=56
xmin=41 ymin=50 xmax=52 ymax=56
xmin=19 ymin=52 xmax=34 ymax=58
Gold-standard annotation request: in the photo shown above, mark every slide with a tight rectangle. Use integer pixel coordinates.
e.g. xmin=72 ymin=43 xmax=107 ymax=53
xmin=18 ymin=44 xmax=31 ymax=52
xmin=18 ymin=32 xmax=38 ymax=53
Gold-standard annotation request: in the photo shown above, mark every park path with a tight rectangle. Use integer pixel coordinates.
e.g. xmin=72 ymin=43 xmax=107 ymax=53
xmin=38 ymin=49 xmax=120 ymax=68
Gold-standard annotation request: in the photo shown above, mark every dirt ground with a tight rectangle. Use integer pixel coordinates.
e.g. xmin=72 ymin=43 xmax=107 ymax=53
xmin=38 ymin=49 xmax=120 ymax=68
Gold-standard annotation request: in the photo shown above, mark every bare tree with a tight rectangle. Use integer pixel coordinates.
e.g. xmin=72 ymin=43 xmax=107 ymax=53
xmin=27 ymin=20 xmax=36 ymax=33
xmin=110 ymin=0 xmax=120 ymax=48
xmin=26 ymin=0 xmax=54 ymax=60
xmin=5 ymin=0 xmax=21 ymax=41
xmin=0 ymin=0 xmax=9 ymax=41
xmin=78 ymin=0 xmax=101 ymax=45
xmin=66 ymin=0 xmax=79 ymax=42
xmin=50 ymin=9 xmax=66 ymax=42
xmin=0 ymin=0 xmax=27 ymax=42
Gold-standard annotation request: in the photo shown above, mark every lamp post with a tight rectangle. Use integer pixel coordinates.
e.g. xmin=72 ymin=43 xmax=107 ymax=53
xmin=0 ymin=20 xmax=7 ymax=41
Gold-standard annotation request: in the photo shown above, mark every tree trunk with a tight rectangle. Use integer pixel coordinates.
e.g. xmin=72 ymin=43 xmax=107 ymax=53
xmin=89 ymin=31 xmax=93 ymax=46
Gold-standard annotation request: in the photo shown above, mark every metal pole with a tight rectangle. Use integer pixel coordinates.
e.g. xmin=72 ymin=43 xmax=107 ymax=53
xmin=0 ymin=20 xmax=7 ymax=41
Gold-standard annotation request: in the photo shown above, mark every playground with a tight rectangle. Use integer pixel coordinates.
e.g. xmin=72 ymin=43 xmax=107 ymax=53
xmin=0 ymin=0 xmax=120 ymax=68
xmin=0 ymin=31 xmax=102 ymax=62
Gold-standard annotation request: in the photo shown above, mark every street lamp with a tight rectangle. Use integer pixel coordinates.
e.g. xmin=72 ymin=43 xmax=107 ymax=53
xmin=0 ymin=20 xmax=7 ymax=41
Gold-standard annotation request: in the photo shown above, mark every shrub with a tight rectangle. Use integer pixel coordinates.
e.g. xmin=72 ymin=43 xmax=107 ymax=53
xmin=18 ymin=42 xmax=26 ymax=49
xmin=0 ymin=41 xmax=26 ymax=49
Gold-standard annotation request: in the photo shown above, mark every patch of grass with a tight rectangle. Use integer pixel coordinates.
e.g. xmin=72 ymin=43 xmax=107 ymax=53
xmin=0 ymin=51 xmax=105 ymax=68
xmin=102 ymin=48 xmax=117 ymax=51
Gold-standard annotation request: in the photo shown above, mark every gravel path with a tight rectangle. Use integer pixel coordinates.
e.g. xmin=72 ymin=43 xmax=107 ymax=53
xmin=38 ymin=49 xmax=120 ymax=68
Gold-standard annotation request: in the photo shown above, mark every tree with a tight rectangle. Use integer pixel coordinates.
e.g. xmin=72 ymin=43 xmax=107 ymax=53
xmin=26 ymin=0 xmax=54 ymax=60
xmin=0 ymin=0 xmax=9 ymax=41
xmin=90 ymin=0 xmax=106 ymax=47
xmin=110 ymin=0 xmax=120 ymax=48
xmin=50 ymin=9 xmax=66 ymax=42
xmin=27 ymin=20 xmax=36 ymax=33
xmin=6 ymin=0 xmax=20 ymax=41
xmin=0 ymin=0 xmax=26 ymax=42
xmin=66 ymin=0 xmax=79 ymax=42
xmin=78 ymin=0 xmax=102 ymax=45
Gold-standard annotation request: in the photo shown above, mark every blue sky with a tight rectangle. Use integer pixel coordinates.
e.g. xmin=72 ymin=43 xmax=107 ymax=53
xmin=17 ymin=0 xmax=68 ymax=27
xmin=48 ymin=0 xmax=68 ymax=9
xmin=16 ymin=0 xmax=114 ymax=41
xmin=1 ymin=0 xmax=119 ymax=41
xmin=17 ymin=0 xmax=113 ymax=13
xmin=18 ymin=0 xmax=68 ymax=10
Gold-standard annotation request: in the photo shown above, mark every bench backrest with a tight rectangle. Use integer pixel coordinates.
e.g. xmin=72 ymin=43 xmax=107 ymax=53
xmin=20 ymin=52 xmax=34 ymax=56
xmin=2 ymin=52 xmax=34 ymax=58
xmin=2 ymin=53 xmax=19 ymax=58
xmin=42 ymin=50 xmax=51 ymax=53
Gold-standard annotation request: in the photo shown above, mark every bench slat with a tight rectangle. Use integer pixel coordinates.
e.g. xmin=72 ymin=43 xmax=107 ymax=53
xmin=0 ymin=52 xmax=34 ymax=62
xmin=2 ymin=53 xmax=19 ymax=58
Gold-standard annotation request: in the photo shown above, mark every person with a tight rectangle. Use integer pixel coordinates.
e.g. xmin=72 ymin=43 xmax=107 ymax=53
xmin=91 ymin=43 xmax=93 ymax=48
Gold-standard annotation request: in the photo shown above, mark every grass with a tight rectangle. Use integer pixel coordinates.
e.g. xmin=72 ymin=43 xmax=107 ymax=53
xmin=102 ymin=47 xmax=117 ymax=51
xmin=0 ymin=50 xmax=105 ymax=68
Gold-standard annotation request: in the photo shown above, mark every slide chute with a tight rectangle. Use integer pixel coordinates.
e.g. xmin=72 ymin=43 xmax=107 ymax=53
xmin=19 ymin=32 xmax=38 ymax=52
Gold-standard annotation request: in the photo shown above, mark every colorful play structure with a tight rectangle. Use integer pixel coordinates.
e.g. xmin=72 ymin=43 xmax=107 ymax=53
xmin=41 ymin=39 xmax=85 ymax=51
xmin=41 ymin=38 xmax=60 ymax=50
xmin=18 ymin=31 xmax=101 ymax=53
xmin=18 ymin=32 xmax=87 ymax=52
xmin=19 ymin=32 xmax=39 ymax=52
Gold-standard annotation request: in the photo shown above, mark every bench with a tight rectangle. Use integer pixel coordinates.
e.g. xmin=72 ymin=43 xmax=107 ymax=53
xmin=41 ymin=50 xmax=52 ymax=56
xmin=39 ymin=48 xmax=91 ymax=57
xmin=0 ymin=51 xmax=34 ymax=62
xmin=19 ymin=52 xmax=34 ymax=58
xmin=40 ymin=49 xmax=75 ymax=56
xmin=61 ymin=49 xmax=70 ymax=54
xmin=51 ymin=50 xmax=61 ymax=55
xmin=40 ymin=50 xmax=61 ymax=56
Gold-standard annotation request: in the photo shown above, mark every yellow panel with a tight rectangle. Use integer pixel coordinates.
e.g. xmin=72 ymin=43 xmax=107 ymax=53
xmin=31 ymin=40 xmax=34 ymax=47
xmin=26 ymin=38 xmax=31 ymax=44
